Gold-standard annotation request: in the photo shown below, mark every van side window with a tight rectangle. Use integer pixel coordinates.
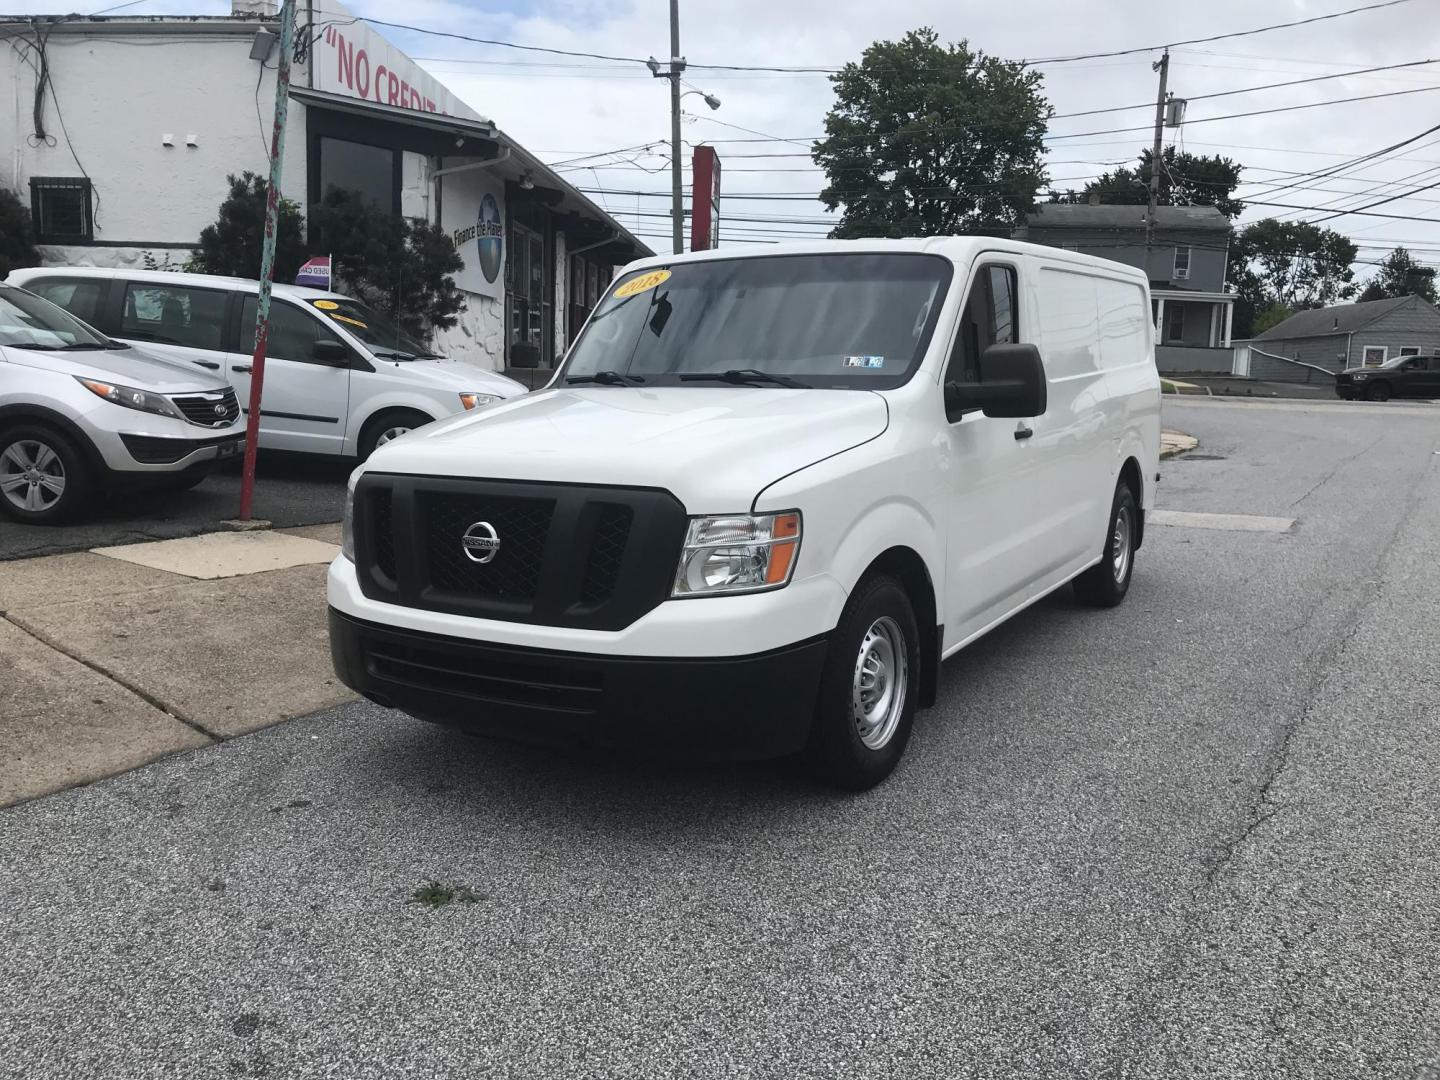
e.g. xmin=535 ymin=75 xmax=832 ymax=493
xmin=27 ymin=279 xmax=106 ymax=327
xmin=120 ymin=283 xmax=228 ymax=351
xmin=239 ymin=297 xmax=346 ymax=365
xmin=947 ymin=264 xmax=1018 ymax=385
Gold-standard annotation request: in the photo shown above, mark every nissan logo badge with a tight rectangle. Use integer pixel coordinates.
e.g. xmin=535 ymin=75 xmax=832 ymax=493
xmin=461 ymin=521 xmax=500 ymax=564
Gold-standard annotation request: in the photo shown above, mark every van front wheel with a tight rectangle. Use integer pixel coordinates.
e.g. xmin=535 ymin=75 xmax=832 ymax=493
xmin=805 ymin=574 xmax=920 ymax=791
xmin=358 ymin=409 xmax=432 ymax=461
xmin=1074 ymin=481 xmax=1137 ymax=608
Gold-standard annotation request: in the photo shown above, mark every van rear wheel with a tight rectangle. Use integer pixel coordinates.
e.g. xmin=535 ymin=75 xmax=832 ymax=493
xmin=1074 ymin=480 xmax=1137 ymax=608
xmin=804 ymin=574 xmax=919 ymax=791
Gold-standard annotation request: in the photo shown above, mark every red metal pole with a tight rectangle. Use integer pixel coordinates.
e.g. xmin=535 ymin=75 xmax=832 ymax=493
xmin=238 ymin=0 xmax=296 ymax=521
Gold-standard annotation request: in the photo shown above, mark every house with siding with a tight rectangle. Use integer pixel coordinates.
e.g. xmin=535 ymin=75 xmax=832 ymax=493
xmin=1014 ymin=203 xmax=1235 ymax=373
xmin=1242 ymin=295 xmax=1440 ymax=382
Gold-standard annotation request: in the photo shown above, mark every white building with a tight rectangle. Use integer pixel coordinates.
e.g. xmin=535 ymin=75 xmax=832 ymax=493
xmin=0 ymin=0 xmax=651 ymax=380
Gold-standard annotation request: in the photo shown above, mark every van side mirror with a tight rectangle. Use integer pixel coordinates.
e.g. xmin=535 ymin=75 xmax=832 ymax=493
xmin=312 ymin=340 xmax=351 ymax=366
xmin=944 ymin=343 xmax=1047 ymax=421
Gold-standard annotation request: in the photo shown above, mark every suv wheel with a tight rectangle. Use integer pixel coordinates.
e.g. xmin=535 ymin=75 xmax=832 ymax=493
xmin=0 ymin=424 xmax=93 ymax=524
xmin=1074 ymin=479 xmax=1137 ymax=607
xmin=804 ymin=574 xmax=920 ymax=791
xmin=1366 ymin=381 xmax=1392 ymax=402
xmin=358 ymin=409 xmax=432 ymax=461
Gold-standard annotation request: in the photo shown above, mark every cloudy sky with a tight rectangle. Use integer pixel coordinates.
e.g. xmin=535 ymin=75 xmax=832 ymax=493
xmin=25 ymin=0 xmax=1440 ymax=278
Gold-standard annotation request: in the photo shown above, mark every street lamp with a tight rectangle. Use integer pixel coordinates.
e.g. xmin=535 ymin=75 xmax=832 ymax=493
xmin=682 ymin=89 xmax=722 ymax=111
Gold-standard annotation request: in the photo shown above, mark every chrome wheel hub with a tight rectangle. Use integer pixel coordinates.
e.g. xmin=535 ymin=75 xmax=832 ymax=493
xmin=376 ymin=426 xmax=411 ymax=447
xmin=1 ymin=440 xmax=66 ymax=513
xmin=1112 ymin=503 xmax=1132 ymax=584
xmin=853 ymin=615 xmax=907 ymax=751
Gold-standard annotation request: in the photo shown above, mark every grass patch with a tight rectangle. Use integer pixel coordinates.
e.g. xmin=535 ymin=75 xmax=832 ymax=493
xmin=410 ymin=881 xmax=485 ymax=908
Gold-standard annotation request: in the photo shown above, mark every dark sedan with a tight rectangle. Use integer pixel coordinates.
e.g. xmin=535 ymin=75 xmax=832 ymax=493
xmin=1336 ymin=354 xmax=1440 ymax=401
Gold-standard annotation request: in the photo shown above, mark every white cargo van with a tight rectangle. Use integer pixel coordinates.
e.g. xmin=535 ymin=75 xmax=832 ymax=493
xmin=328 ymin=239 xmax=1161 ymax=788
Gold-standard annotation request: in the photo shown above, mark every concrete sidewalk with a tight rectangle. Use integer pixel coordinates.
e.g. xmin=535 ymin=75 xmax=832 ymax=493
xmin=0 ymin=523 xmax=354 ymax=807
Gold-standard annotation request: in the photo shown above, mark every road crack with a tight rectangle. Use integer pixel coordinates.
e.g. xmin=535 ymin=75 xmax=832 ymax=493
xmin=1287 ymin=433 xmax=1384 ymax=509
xmin=1 ymin=612 xmax=221 ymax=742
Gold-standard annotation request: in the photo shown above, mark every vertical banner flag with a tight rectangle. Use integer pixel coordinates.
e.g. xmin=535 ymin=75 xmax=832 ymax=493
xmin=295 ymin=255 xmax=332 ymax=288
xmin=691 ymin=145 xmax=722 ymax=251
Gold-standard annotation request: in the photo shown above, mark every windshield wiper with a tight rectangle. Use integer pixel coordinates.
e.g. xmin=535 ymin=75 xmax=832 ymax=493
xmin=679 ymin=368 xmax=810 ymax=389
xmin=566 ymin=370 xmax=645 ymax=385
xmin=372 ymin=350 xmax=419 ymax=362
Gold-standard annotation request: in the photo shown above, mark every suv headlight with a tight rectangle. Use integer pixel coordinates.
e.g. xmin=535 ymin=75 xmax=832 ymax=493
xmin=1351 ymin=372 xmax=1367 ymax=380
xmin=459 ymin=392 xmax=501 ymax=410
xmin=341 ymin=474 xmax=358 ymax=561
xmin=672 ymin=511 xmax=801 ymax=597
xmin=76 ymin=377 xmax=183 ymax=420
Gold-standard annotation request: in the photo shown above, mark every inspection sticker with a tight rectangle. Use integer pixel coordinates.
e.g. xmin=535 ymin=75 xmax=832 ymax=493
xmin=844 ymin=355 xmax=885 ymax=368
xmin=312 ymin=300 xmax=340 ymax=310
xmin=612 ymin=269 xmax=672 ymax=298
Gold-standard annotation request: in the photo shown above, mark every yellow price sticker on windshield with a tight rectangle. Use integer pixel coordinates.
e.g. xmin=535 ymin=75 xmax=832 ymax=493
xmin=332 ymin=314 xmax=368 ymax=329
xmin=312 ymin=300 xmax=340 ymax=310
xmin=612 ymin=269 xmax=671 ymax=299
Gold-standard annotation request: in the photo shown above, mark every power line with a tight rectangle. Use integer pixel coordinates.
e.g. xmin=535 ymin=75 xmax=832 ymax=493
xmin=1021 ymin=0 xmax=1417 ymax=65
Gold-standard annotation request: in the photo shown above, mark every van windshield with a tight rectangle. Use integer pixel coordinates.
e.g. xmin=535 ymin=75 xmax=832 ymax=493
xmin=0 ymin=286 xmax=113 ymax=350
xmin=561 ymin=253 xmax=953 ymax=390
xmin=307 ymin=298 xmax=436 ymax=359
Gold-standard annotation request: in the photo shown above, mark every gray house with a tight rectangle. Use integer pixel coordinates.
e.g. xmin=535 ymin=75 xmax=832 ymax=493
xmin=1242 ymin=295 xmax=1440 ymax=382
xmin=1015 ymin=203 xmax=1236 ymax=373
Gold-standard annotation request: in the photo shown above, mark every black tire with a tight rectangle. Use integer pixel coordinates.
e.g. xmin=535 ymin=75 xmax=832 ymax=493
xmin=1074 ymin=480 xmax=1138 ymax=608
xmin=0 ymin=423 xmax=95 ymax=525
xmin=358 ymin=408 xmax=432 ymax=461
xmin=1366 ymin=381 xmax=1392 ymax=402
xmin=804 ymin=574 xmax=920 ymax=791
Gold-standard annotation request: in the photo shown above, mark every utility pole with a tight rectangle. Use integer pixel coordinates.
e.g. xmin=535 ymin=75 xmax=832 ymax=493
xmin=238 ymin=0 xmax=296 ymax=521
xmin=1145 ymin=49 xmax=1170 ymax=255
xmin=649 ymin=2 xmax=686 ymax=255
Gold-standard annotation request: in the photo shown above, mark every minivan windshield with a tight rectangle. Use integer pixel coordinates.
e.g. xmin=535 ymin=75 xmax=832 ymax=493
xmin=562 ymin=253 xmax=953 ymax=390
xmin=0 ymin=286 xmax=113 ymax=350
xmin=306 ymin=297 xmax=436 ymax=359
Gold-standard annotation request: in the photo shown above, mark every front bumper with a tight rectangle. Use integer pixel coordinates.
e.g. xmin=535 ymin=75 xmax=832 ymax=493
xmin=119 ymin=431 xmax=246 ymax=466
xmin=329 ymin=608 xmax=828 ymax=760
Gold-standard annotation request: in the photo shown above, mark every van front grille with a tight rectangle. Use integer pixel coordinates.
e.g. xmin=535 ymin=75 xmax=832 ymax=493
xmin=353 ymin=475 xmax=687 ymax=632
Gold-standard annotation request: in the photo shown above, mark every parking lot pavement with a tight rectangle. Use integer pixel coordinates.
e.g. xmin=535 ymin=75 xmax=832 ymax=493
xmin=0 ymin=452 xmax=349 ymax=561
xmin=1 ymin=398 xmax=1438 ymax=1078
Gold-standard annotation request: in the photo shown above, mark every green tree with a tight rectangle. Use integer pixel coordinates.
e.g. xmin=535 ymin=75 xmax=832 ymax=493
xmin=1227 ymin=219 xmax=1357 ymax=333
xmin=1082 ymin=147 xmax=1245 ymax=219
xmin=309 ymin=186 xmax=464 ymax=340
xmin=0 ymin=188 xmax=40 ymax=279
xmin=813 ymin=28 xmax=1050 ymax=238
xmin=1252 ymin=303 xmax=1296 ymax=336
xmin=193 ymin=172 xmax=307 ymax=282
xmin=1356 ymin=246 xmax=1436 ymax=304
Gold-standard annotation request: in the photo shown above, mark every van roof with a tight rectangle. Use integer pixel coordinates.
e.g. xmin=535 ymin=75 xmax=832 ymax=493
xmin=618 ymin=237 xmax=1150 ymax=285
xmin=9 ymin=265 xmax=353 ymax=303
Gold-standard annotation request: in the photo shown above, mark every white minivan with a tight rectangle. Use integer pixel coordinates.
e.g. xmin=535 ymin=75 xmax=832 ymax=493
xmin=6 ymin=267 xmax=526 ymax=460
xmin=327 ymin=239 xmax=1161 ymax=788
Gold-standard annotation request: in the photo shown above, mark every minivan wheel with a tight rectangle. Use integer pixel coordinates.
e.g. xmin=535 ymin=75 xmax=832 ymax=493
xmin=0 ymin=425 xmax=93 ymax=524
xmin=804 ymin=574 xmax=920 ymax=791
xmin=1367 ymin=381 xmax=1392 ymax=402
xmin=1074 ymin=481 xmax=1137 ymax=608
xmin=358 ymin=408 xmax=432 ymax=461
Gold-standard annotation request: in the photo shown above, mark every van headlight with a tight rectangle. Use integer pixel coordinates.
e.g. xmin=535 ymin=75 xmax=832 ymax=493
xmin=341 ymin=474 xmax=358 ymax=561
xmin=76 ymin=377 xmax=183 ymax=420
xmin=671 ymin=511 xmax=801 ymax=597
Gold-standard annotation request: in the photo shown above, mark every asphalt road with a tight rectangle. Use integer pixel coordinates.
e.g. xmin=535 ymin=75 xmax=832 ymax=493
xmin=0 ymin=452 xmax=350 ymax=561
xmin=2 ymin=398 xmax=1438 ymax=1079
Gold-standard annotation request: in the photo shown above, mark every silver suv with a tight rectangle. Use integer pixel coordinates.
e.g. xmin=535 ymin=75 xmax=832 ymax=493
xmin=0 ymin=283 xmax=246 ymax=524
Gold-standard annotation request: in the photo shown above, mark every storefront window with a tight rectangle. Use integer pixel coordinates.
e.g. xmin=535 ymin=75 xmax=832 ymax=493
xmin=507 ymin=219 xmax=550 ymax=367
xmin=318 ymin=137 xmax=397 ymax=212
xmin=568 ymin=255 xmax=612 ymax=344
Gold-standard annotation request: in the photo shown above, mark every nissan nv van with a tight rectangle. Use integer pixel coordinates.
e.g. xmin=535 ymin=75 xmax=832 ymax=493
xmin=7 ymin=267 xmax=526 ymax=460
xmin=327 ymin=239 xmax=1162 ymax=788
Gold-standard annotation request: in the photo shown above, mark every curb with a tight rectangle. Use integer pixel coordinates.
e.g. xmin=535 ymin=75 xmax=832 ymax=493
xmin=1159 ymin=431 xmax=1198 ymax=459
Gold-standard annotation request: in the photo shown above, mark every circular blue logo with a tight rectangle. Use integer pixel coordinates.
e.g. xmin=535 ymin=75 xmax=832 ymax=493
xmin=477 ymin=194 xmax=503 ymax=285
